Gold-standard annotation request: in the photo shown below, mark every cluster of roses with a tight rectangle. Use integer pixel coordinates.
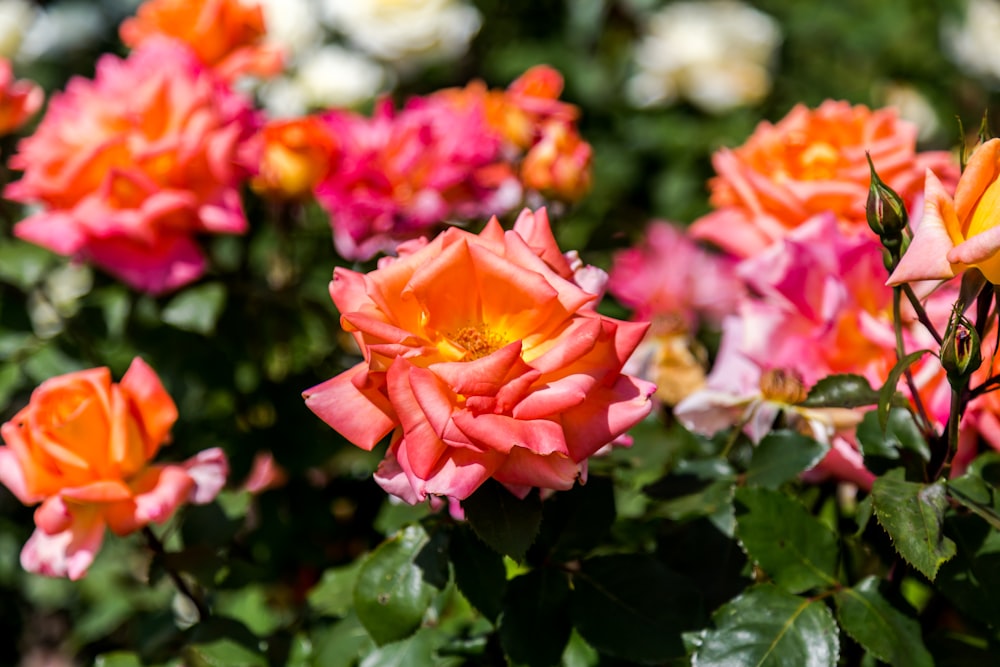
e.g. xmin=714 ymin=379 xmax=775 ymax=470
xmin=254 ymin=65 xmax=592 ymax=260
xmin=0 ymin=0 xmax=618 ymax=580
xmin=607 ymin=99 xmax=1000 ymax=489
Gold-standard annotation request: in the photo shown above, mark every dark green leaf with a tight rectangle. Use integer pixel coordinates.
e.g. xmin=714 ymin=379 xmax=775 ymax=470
xmin=856 ymin=408 xmax=930 ymax=462
xmin=878 ymin=350 xmax=930 ymax=431
xmin=733 ymin=487 xmax=839 ymax=593
xmin=532 ymin=476 xmax=615 ymax=560
xmin=358 ymin=628 xmax=439 ymax=667
xmin=693 ymin=585 xmax=839 ymax=667
xmin=834 ymin=576 xmax=932 ymax=666
xmin=449 ymin=524 xmax=506 ymax=622
xmin=801 ymin=374 xmax=879 ymax=408
xmin=937 ymin=514 xmax=1000 ymax=628
xmin=311 ymin=612 xmax=375 ymax=667
xmin=462 ymin=480 xmax=542 ymax=561
xmin=499 ymin=568 xmax=571 ymax=667
xmin=161 ymin=282 xmax=227 ymax=335
xmin=947 ymin=452 xmax=1000 ymax=531
xmin=745 ymin=431 xmax=829 ymax=489
xmin=184 ymin=639 xmax=267 ymax=667
xmin=871 ymin=470 xmax=956 ymax=580
xmin=570 ymin=554 xmax=701 ymax=663
xmin=354 ymin=524 xmax=439 ymax=645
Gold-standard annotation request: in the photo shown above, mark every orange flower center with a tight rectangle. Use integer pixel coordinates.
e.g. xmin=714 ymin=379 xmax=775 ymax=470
xmin=758 ymin=368 xmax=808 ymax=404
xmin=451 ymin=324 xmax=508 ymax=361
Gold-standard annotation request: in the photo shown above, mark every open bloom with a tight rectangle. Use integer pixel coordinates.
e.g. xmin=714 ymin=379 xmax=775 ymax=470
xmin=120 ymin=0 xmax=283 ymax=81
xmin=690 ymin=100 xmax=958 ymax=259
xmin=4 ymin=40 xmax=259 ymax=294
xmin=889 ymin=138 xmax=1000 ymax=284
xmin=0 ymin=57 xmax=41 ymax=135
xmin=251 ymin=115 xmax=339 ymax=201
xmin=0 ymin=358 xmax=227 ymax=580
xmin=304 ymin=208 xmax=655 ymax=503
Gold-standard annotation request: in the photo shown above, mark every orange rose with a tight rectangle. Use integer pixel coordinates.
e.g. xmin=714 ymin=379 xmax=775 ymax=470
xmin=251 ymin=116 xmax=339 ymax=201
xmin=3 ymin=40 xmax=259 ymax=294
xmin=890 ymin=138 xmax=1000 ymax=284
xmin=690 ymin=100 xmax=959 ymax=258
xmin=304 ymin=208 xmax=654 ymax=504
xmin=0 ymin=358 xmax=227 ymax=579
xmin=521 ymin=121 xmax=592 ymax=202
xmin=120 ymin=0 xmax=283 ymax=81
xmin=0 ymin=58 xmax=42 ymax=136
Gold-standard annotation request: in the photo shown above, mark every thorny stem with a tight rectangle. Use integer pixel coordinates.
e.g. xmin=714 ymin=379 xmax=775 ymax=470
xmin=142 ymin=526 xmax=209 ymax=622
xmin=893 ymin=287 xmax=933 ymax=435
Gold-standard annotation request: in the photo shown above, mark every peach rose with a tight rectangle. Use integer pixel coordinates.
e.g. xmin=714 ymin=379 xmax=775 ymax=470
xmin=0 ymin=358 xmax=227 ymax=580
xmin=3 ymin=40 xmax=260 ymax=294
xmin=304 ymin=208 xmax=655 ymax=503
xmin=520 ymin=121 xmax=592 ymax=202
xmin=120 ymin=0 xmax=283 ymax=81
xmin=889 ymin=138 xmax=1000 ymax=284
xmin=0 ymin=57 xmax=42 ymax=136
xmin=690 ymin=100 xmax=958 ymax=258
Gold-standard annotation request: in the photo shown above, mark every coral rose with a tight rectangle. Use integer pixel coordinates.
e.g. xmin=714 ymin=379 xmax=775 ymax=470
xmin=0 ymin=358 xmax=228 ymax=580
xmin=4 ymin=40 xmax=260 ymax=294
xmin=0 ymin=57 xmax=42 ymax=136
xmin=889 ymin=138 xmax=1000 ymax=284
xmin=304 ymin=208 xmax=655 ymax=503
xmin=690 ymin=100 xmax=958 ymax=258
xmin=120 ymin=0 xmax=283 ymax=81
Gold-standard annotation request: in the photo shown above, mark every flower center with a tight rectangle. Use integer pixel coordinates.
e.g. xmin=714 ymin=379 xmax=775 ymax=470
xmin=758 ymin=368 xmax=809 ymax=405
xmin=451 ymin=324 xmax=508 ymax=361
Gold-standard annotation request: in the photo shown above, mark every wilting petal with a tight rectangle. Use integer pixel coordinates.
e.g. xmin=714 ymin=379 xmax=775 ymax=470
xmin=183 ymin=447 xmax=229 ymax=504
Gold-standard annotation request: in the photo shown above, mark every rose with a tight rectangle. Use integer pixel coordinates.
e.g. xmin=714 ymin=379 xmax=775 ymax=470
xmin=889 ymin=138 xmax=1000 ymax=284
xmin=120 ymin=0 xmax=283 ymax=81
xmin=251 ymin=115 xmax=339 ymax=201
xmin=3 ymin=40 xmax=259 ymax=294
xmin=689 ymin=100 xmax=958 ymax=259
xmin=0 ymin=57 xmax=41 ymax=136
xmin=0 ymin=358 xmax=227 ymax=579
xmin=304 ymin=208 xmax=655 ymax=503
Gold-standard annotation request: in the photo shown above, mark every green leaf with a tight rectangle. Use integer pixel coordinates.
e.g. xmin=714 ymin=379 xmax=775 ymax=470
xmin=834 ymin=576 xmax=932 ymax=667
xmin=185 ymin=638 xmax=268 ymax=667
xmin=354 ymin=524 xmax=441 ymax=645
xmin=570 ymin=554 xmax=701 ymax=663
xmin=309 ymin=560 xmax=364 ymax=618
xmin=878 ymin=350 xmax=930 ymax=431
xmin=947 ymin=452 xmax=1000 ymax=531
xmin=937 ymin=514 xmax=1000 ymax=628
xmin=532 ymin=476 xmax=616 ymax=560
xmin=311 ymin=612 xmax=375 ymax=667
xmin=745 ymin=431 xmax=829 ymax=489
xmin=801 ymin=373 xmax=879 ymax=408
xmin=462 ymin=480 xmax=542 ymax=561
xmin=733 ymin=487 xmax=839 ymax=593
xmin=499 ymin=568 xmax=571 ymax=667
xmin=856 ymin=408 xmax=930 ymax=462
xmin=449 ymin=524 xmax=506 ymax=622
xmin=0 ymin=239 xmax=56 ymax=289
xmin=693 ymin=585 xmax=839 ymax=667
xmin=161 ymin=283 xmax=227 ymax=335
xmin=358 ymin=628 xmax=440 ymax=667
xmin=871 ymin=470 xmax=956 ymax=581
xmin=214 ymin=585 xmax=287 ymax=636
xmin=93 ymin=653 xmax=144 ymax=667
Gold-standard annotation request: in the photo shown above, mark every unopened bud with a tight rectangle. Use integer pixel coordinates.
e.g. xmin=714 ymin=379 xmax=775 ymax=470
xmin=941 ymin=312 xmax=982 ymax=387
xmin=866 ymin=153 xmax=908 ymax=240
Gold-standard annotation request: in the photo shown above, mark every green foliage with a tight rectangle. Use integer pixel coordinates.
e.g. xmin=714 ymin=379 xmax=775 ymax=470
xmin=801 ymin=373 xmax=880 ymax=408
xmin=872 ymin=470 xmax=957 ymax=581
xmin=834 ymin=577 xmax=933 ymax=666
xmin=462 ymin=480 xmax=543 ymax=562
xmin=693 ymin=585 xmax=840 ymax=667
xmin=744 ymin=431 xmax=829 ymax=489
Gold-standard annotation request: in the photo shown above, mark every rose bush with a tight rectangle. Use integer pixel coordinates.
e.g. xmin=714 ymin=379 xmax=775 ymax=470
xmin=3 ymin=39 xmax=259 ymax=294
xmin=0 ymin=358 xmax=227 ymax=580
xmin=304 ymin=208 xmax=655 ymax=503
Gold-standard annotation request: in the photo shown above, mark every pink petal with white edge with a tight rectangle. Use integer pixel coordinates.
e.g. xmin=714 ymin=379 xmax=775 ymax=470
xmin=887 ymin=171 xmax=961 ymax=285
xmin=131 ymin=465 xmax=196 ymax=525
xmin=183 ymin=447 xmax=229 ymax=504
xmin=14 ymin=210 xmax=89 ymax=255
xmin=21 ymin=508 xmax=106 ymax=580
xmin=0 ymin=447 xmax=37 ymax=504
